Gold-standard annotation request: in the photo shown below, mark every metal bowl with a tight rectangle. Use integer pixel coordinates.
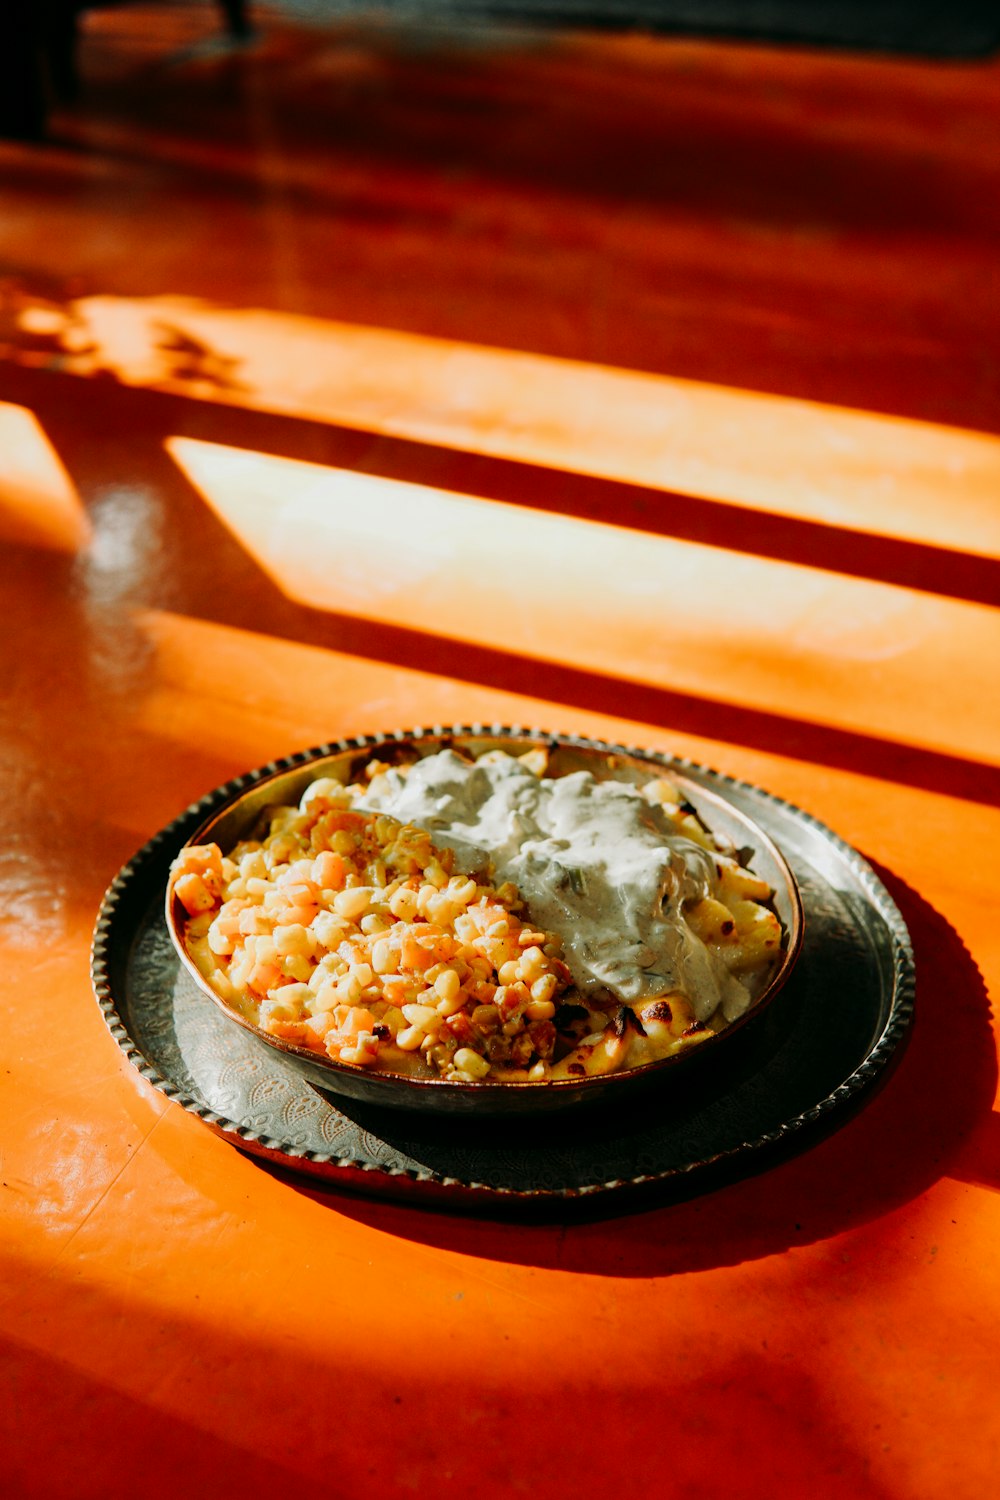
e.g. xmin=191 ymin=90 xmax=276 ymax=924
xmin=164 ymin=729 xmax=804 ymax=1115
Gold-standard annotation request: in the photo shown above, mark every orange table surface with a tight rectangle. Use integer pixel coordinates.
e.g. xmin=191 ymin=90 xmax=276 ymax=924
xmin=2 ymin=7 xmax=999 ymax=1498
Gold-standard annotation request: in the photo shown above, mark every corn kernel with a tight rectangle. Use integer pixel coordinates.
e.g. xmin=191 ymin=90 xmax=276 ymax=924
xmin=530 ymin=973 xmax=558 ymax=1005
xmin=436 ymin=989 xmax=467 ymax=1018
xmin=207 ymin=970 xmax=238 ymax=1003
xmin=453 ymin=1048 xmax=490 ymax=1079
xmin=416 ymin=884 xmax=438 ymax=919
xmin=370 ymin=938 xmax=396 ymax=975
xmin=383 ymin=1005 xmax=406 ymax=1037
xmin=207 ymin=921 xmax=234 ymax=956
xmin=402 ymin=1003 xmax=440 ymax=1032
xmin=433 ymin=967 xmax=461 ymax=1003
xmin=240 ymin=850 xmax=267 ymax=881
xmin=253 ymin=937 xmax=278 ymax=967
xmin=309 ymin=980 xmax=340 ymax=1013
xmin=448 ymin=877 xmax=478 ymax=905
xmin=389 ymin=886 xmax=420 ymax=922
xmin=261 ymin=984 xmax=310 ymax=1023
xmin=336 ymin=973 xmax=363 ymax=1006
xmin=454 ymin=914 xmax=477 ymax=943
xmin=427 ymin=894 xmax=460 ymax=927
xmin=339 ymin=1043 xmax=377 ymax=1067
xmin=312 ymin=911 xmax=346 ymax=948
xmin=517 ymin=945 xmax=547 ymax=983
xmin=282 ymin=954 xmax=313 ymax=983
xmin=333 ymin=886 xmax=373 ymax=921
xmin=272 ymin=922 xmax=312 ymax=957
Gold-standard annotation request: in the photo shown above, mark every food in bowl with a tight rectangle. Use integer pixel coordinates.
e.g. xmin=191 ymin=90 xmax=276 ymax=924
xmin=169 ymin=744 xmax=788 ymax=1086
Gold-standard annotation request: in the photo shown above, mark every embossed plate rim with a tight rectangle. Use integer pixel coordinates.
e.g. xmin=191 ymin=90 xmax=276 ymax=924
xmin=91 ymin=725 xmax=915 ymax=1207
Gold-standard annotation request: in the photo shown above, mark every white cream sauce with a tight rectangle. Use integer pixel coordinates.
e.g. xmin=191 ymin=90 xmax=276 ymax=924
xmin=353 ymin=750 xmax=750 ymax=1022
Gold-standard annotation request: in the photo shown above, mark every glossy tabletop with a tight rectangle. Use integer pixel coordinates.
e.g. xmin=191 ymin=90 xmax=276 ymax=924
xmin=1 ymin=5 xmax=999 ymax=1496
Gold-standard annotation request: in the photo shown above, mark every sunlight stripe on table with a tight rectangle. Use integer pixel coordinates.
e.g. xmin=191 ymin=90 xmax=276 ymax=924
xmin=165 ymin=437 xmax=1000 ymax=766
xmin=0 ymin=402 xmax=91 ymax=552
xmin=13 ymin=292 xmax=1000 ymax=559
xmin=130 ymin=609 xmax=656 ymax=764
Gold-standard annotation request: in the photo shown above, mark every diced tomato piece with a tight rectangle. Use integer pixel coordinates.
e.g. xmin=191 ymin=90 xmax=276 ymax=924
xmin=445 ymin=1011 xmax=475 ymax=1047
xmin=313 ymin=851 xmax=346 ymax=890
xmin=400 ymin=934 xmax=436 ymax=971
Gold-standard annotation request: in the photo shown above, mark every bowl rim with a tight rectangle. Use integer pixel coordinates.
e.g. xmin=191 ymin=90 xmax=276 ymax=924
xmin=163 ymin=727 xmax=805 ymax=1107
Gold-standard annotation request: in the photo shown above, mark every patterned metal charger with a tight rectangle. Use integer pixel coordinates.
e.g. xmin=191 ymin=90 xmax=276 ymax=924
xmin=91 ymin=729 xmax=915 ymax=1216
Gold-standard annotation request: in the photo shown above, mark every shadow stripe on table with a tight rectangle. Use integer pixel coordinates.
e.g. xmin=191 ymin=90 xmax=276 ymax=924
xmin=4 ymin=361 xmax=1000 ymax=611
xmin=152 ymin=592 xmax=1000 ymax=810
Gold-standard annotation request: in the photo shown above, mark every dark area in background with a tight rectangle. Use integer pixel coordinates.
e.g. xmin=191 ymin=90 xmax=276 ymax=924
xmin=0 ymin=2 xmax=248 ymax=139
xmin=471 ymin=0 xmax=1000 ymax=53
xmin=3 ymin=0 xmax=999 ymax=140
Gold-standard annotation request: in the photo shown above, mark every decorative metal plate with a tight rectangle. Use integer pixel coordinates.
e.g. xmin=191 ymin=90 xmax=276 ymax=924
xmin=91 ymin=727 xmax=915 ymax=1215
